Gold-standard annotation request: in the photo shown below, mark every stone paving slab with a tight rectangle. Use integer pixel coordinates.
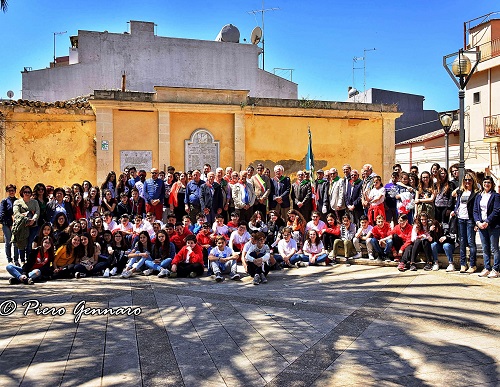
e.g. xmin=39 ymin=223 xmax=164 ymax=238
xmin=0 ymin=246 xmax=499 ymax=386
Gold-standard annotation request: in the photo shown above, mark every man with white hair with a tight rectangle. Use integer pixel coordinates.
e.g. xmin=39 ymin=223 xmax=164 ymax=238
xmin=323 ymin=168 xmax=345 ymax=221
xmin=270 ymin=164 xmax=291 ymax=219
xmin=361 ymin=163 xmax=377 ymax=213
xmin=232 ymin=170 xmax=256 ymax=223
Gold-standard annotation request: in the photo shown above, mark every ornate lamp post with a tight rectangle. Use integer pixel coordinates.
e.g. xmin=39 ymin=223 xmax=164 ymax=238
xmin=440 ymin=113 xmax=453 ymax=171
xmin=442 ymin=49 xmax=481 ymax=183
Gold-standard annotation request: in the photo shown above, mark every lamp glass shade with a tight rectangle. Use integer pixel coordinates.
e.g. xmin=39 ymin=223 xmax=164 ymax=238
xmin=452 ymin=55 xmax=471 ymax=77
xmin=440 ymin=114 xmax=453 ymax=129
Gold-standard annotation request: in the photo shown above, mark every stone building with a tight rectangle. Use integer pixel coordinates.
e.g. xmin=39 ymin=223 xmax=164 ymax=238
xmin=22 ymin=21 xmax=297 ymax=102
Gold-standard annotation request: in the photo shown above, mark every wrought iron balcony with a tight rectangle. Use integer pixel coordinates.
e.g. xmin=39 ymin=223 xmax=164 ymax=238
xmin=484 ymin=114 xmax=500 ymax=138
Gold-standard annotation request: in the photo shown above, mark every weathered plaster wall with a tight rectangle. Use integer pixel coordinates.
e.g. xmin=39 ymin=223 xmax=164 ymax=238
xmin=0 ymin=105 xmax=96 ymax=190
xmin=243 ymin=113 xmax=387 ymax=177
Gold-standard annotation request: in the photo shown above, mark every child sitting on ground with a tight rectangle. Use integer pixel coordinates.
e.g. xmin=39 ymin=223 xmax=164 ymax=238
xmin=170 ymin=234 xmax=204 ymax=278
xmin=208 ymin=236 xmax=240 ymax=282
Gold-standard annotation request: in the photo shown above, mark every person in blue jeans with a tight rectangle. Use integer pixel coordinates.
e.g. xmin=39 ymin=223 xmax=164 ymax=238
xmin=473 ymin=176 xmax=500 ymax=278
xmin=7 ymin=236 xmax=54 ymax=285
xmin=430 ymin=220 xmax=456 ymax=272
xmin=275 ymin=226 xmax=299 ymax=267
xmin=296 ymin=229 xmax=328 ymax=266
xmin=143 ymin=230 xmax=176 ymax=278
xmin=451 ymin=172 xmax=479 ymax=274
xmin=0 ymin=184 xmax=19 ymax=264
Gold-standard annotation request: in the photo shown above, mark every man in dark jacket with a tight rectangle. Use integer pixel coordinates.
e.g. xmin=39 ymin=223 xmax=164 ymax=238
xmin=200 ymin=172 xmax=223 ymax=225
xmin=270 ymin=164 xmax=291 ymax=219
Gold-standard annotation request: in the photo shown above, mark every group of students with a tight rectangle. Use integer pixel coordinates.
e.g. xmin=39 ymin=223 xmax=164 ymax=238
xmin=1 ymin=161 xmax=499 ymax=286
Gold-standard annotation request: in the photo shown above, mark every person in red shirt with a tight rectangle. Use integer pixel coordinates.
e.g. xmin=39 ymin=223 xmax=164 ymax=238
xmin=7 ymin=236 xmax=54 ymax=284
xmin=322 ymin=213 xmax=340 ymax=253
xmin=196 ymin=222 xmax=216 ymax=266
xmin=392 ymin=214 xmax=414 ymax=271
xmin=370 ymin=215 xmax=393 ymax=261
xmin=170 ymin=234 xmax=204 ymax=278
xmin=170 ymin=222 xmax=193 ymax=252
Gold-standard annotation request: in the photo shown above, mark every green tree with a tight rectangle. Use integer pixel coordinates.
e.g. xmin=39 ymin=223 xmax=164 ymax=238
xmin=1 ymin=0 xmax=8 ymax=12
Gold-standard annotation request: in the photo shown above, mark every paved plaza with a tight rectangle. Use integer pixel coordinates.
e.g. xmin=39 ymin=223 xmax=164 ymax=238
xmin=0 ymin=248 xmax=499 ymax=386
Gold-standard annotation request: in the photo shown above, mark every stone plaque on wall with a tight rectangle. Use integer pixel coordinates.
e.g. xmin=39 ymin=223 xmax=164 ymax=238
xmin=185 ymin=129 xmax=220 ymax=171
xmin=120 ymin=150 xmax=153 ymax=172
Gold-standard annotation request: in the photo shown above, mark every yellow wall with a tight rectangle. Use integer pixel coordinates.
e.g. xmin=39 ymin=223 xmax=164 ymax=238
xmin=113 ymin=110 xmax=158 ymax=171
xmin=244 ymin=114 xmax=384 ymax=174
xmin=1 ymin=107 xmax=96 ymax=190
xmin=170 ymin=112 xmax=235 ymax=170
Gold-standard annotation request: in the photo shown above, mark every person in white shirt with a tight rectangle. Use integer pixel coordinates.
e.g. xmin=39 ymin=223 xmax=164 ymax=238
xmin=305 ymin=211 xmax=327 ymax=234
xmin=208 ymin=236 xmax=240 ymax=282
xmin=276 ymin=227 xmax=298 ymax=267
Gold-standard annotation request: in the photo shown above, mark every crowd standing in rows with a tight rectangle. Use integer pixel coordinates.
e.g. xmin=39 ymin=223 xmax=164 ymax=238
xmin=1 ymin=161 xmax=499 ymax=286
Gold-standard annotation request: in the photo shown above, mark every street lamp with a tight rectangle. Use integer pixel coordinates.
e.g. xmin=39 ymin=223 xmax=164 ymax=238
xmin=440 ymin=113 xmax=453 ymax=171
xmin=442 ymin=49 xmax=481 ymax=184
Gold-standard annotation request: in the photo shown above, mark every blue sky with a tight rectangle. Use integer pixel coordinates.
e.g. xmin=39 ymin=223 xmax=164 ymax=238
xmin=0 ymin=1 xmax=496 ymax=112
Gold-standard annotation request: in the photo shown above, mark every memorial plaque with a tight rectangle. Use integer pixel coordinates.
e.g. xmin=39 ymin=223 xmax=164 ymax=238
xmin=120 ymin=150 xmax=153 ymax=172
xmin=185 ymin=129 xmax=220 ymax=171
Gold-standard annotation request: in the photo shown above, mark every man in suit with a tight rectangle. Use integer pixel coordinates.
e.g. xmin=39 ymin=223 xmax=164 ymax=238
xmin=251 ymin=163 xmax=271 ymax=215
xmin=200 ymin=172 xmax=223 ymax=225
xmin=269 ymin=164 xmax=291 ymax=219
xmin=291 ymin=170 xmax=312 ymax=221
xmin=345 ymin=169 xmax=364 ymax=227
xmin=323 ymin=168 xmax=346 ymax=222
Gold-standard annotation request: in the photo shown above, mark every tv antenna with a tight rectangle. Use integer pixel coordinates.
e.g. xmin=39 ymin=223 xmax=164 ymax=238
xmin=248 ymin=1 xmax=279 ymax=70
xmin=352 ymin=48 xmax=376 ymax=101
xmin=53 ymin=31 xmax=67 ymax=65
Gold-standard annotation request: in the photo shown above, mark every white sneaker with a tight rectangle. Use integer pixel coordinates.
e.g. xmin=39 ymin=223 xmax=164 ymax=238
xmin=487 ymin=269 xmax=499 ymax=278
xmin=478 ymin=268 xmax=491 ymax=277
xmin=110 ymin=267 xmax=118 ymax=276
xmin=158 ymin=268 xmax=170 ymax=278
xmin=103 ymin=268 xmax=110 ymax=278
xmin=142 ymin=269 xmax=153 ymax=276
xmin=446 ymin=263 xmax=455 ymax=272
xmin=253 ymin=274 xmax=260 ymax=285
xmin=121 ymin=270 xmax=132 ymax=278
xmin=352 ymin=252 xmax=362 ymax=259
xmin=432 ymin=263 xmax=439 ymax=271
xmin=368 ymin=254 xmax=375 ymax=260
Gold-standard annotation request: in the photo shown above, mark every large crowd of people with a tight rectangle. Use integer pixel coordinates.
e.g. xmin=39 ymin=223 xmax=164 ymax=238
xmin=1 ymin=161 xmax=499 ymax=286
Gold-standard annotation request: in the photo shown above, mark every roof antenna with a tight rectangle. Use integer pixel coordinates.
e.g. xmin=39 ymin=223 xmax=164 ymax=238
xmin=248 ymin=1 xmax=279 ymax=70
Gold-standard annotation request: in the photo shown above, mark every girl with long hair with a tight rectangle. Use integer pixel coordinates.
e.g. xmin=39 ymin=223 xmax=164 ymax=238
xmin=451 ymin=171 xmax=479 ymax=274
xmin=101 ymin=171 xmax=117 ymax=198
xmin=415 ymin=171 xmax=435 ymax=219
xmin=53 ymin=233 xmax=83 ymax=279
xmin=144 ymin=229 xmax=176 ymax=277
xmin=121 ymin=230 xmax=152 ymax=278
xmin=7 ymin=236 xmax=55 ymax=285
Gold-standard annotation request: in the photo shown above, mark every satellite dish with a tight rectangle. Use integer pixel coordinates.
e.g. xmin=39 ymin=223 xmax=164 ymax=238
xmin=251 ymin=26 xmax=262 ymax=45
xmin=215 ymin=24 xmax=240 ymax=43
xmin=7 ymin=90 xmax=14 ymax=99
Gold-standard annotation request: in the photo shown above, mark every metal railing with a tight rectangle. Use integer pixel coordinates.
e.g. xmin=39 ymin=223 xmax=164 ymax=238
xmin=476 ymin=37 xmax=500 ymax=61
xmin=484 ymin=114 xmax=500 ymax=137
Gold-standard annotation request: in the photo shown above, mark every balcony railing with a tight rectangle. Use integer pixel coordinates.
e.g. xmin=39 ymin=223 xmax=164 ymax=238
xmin=477 ymin=37 xmax=500 ymax=61
xmin=484 ymin=114 xmax=500 ymax=137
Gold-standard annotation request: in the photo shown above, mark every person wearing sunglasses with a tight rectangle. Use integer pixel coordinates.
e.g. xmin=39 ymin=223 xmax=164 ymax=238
xmin=11 ymin=186 xmax=40 ymax=265
xmin=451 ymin=172 xmax=479 ymax=274
xmin=0 ymin=184 xmax=19 ymax=265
